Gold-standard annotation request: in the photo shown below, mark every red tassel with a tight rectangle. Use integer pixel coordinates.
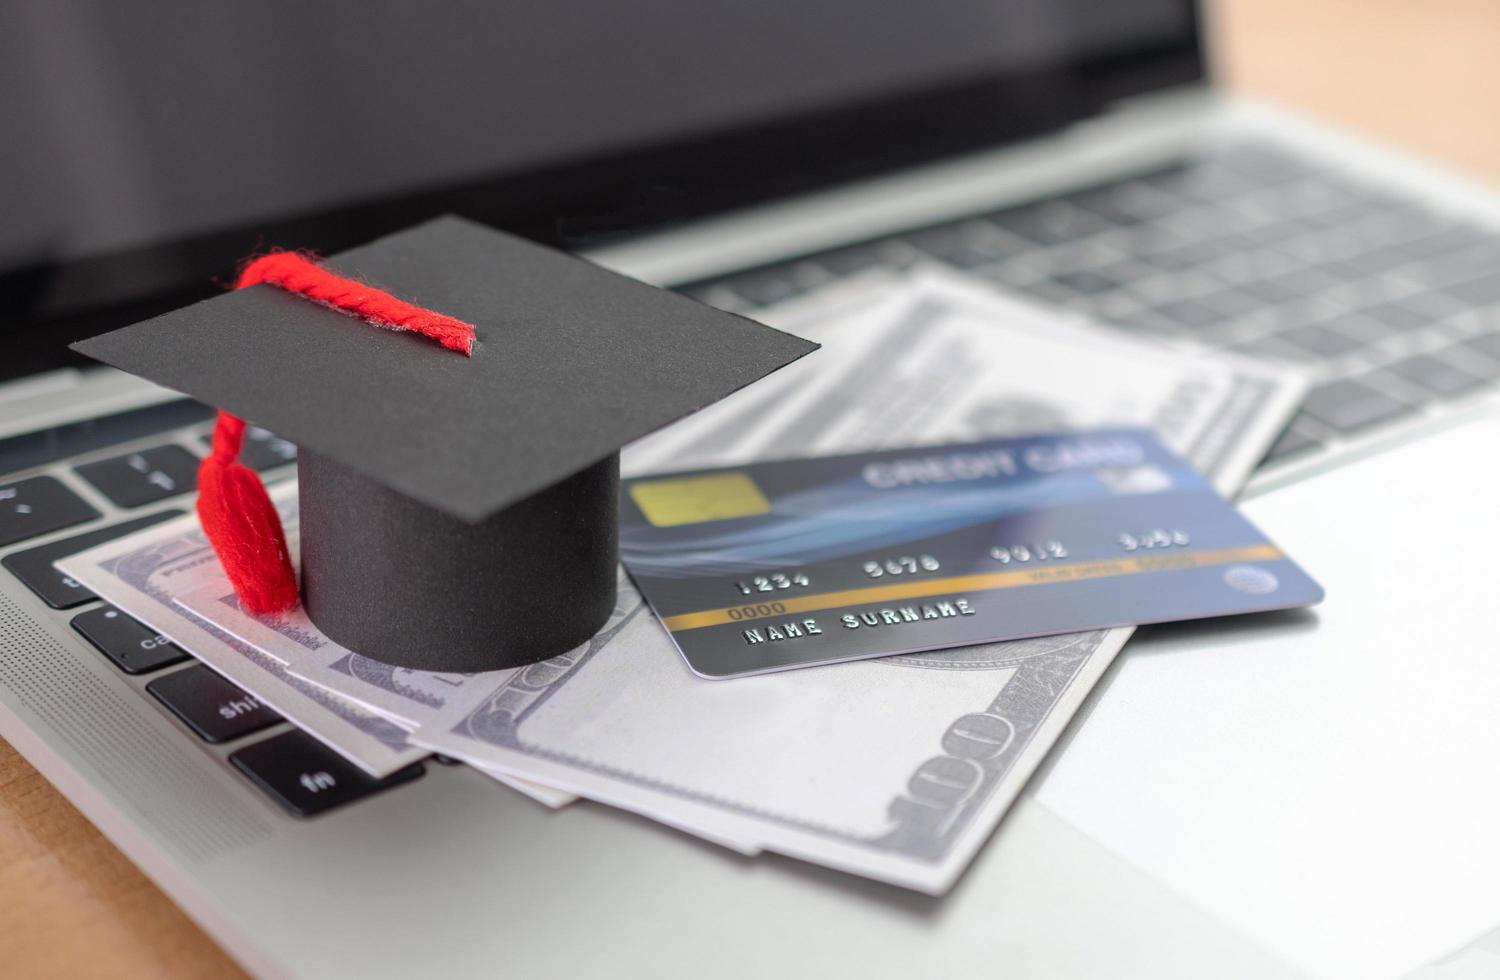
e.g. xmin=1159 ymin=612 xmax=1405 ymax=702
xmin=197 ymin=411 xmax=299 ymax=614
xmin=195 ymin=251 xmax=475 ymax=615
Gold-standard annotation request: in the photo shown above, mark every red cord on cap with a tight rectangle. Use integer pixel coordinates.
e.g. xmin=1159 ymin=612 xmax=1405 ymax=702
xmin=238 ymin=252 xmax=476 ymax=355
xmin=197 ymin=252 xmax=476 ymax=615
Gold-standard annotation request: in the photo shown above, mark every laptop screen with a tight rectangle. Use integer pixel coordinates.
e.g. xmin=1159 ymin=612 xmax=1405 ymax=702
xmin=0 ymin=0 xmax=1200 ymax=377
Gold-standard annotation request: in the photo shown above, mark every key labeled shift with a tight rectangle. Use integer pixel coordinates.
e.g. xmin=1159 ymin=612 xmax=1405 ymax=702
xmin=147 ymin=664 xmax=282 ymax=743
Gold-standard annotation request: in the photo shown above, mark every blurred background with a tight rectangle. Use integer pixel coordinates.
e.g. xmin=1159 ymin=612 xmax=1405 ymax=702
xmin=5 ymin=0 xmax=1497 ymax=364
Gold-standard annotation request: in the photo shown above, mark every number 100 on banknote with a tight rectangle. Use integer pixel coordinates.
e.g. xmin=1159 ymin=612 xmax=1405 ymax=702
xmin=620 ymin=428 xmax=1322 ymax=678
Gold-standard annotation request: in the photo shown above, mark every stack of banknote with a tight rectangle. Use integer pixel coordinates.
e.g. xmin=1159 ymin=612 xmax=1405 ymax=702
xmin=59 ymin=267 xmax=1307 ymax=893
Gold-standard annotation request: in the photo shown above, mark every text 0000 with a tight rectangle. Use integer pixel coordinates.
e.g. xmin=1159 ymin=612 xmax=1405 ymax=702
xmin=726 ymin=602 xmax=788 ymax=621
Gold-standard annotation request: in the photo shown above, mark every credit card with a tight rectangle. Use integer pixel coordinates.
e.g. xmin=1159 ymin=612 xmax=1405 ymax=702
xmin=620 ymin=428 xmax=1323 ymax=678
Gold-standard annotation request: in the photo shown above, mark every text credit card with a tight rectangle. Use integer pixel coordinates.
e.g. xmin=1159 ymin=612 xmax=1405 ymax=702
xmin=619 ymin=428 xmax=1323 ymax=679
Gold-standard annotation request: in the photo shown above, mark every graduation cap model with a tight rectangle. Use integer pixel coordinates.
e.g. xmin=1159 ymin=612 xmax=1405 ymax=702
xmin=72 ymin=216 xmax=818 ymax=672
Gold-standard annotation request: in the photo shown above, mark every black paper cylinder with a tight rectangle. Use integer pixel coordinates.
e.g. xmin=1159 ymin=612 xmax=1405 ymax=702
xmin=298 ymin=448 xmax=619 ymax=672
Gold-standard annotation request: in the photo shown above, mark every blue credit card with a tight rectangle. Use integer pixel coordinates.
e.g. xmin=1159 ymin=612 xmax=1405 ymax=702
xmin=620 ymin=428 xmax=1323 ymax=679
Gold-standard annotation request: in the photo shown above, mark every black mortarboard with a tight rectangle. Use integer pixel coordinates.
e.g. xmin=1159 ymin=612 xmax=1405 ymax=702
xmin=72 ymin=216 xmax=817 ymax=670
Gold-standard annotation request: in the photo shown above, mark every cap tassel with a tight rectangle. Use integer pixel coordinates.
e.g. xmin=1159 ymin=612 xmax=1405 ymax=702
xmin=197 ymin=411 xmax=299 ymax=614
xmin=196 ymin=251 xmax=477 ymax=615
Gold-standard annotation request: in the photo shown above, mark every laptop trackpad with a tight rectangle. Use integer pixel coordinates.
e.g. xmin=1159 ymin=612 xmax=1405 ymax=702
xmin=1033 ymin=412 xmax=1500 ymax=980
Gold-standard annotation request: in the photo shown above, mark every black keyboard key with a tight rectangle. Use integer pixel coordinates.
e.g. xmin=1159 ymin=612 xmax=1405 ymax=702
xmin=240 ymin=427 xmax=297 ymax=470
xmin=1386 ymin=354 xmax=1487 ymax=398
xmin=1398 ymin=225 xmax=1497 ymax=261
xmin=1013 ymin=278 xmax=1076 ymax=305
xmin=1143 ymin=163 xmax=1256 ymax=202
xmin=815 ymin=243 xmax=893 ymax=277
xmin=1131 ymin=237 xmax=1199 ymax=271
xmin=1260 ymin=267 xmax=1340 ymax=299
xmin=1397 ymin=290 xmax=1465 ymax=320
xmin=3 ymin=509 xmax=183 ymax=609
xmin=1065 ymin=186 xmax=1162 ymax=226
xmin=1461 ymin=332 xmax=1500 ymax=366
xmin=1137 ymin=249 xmax=1200 ymax=272
xmin=71 ymin=604 xmax=189 ymax=674
xmin=147 ymin=665 xmax=282 ymax=743
xmin=1152 ymin=237 xmax=1250 ymax=269
xmin=1340 ymin=244 xmax=1419 ymax=277
xmin=1150 ymin=299 xmax=1227 ymax=330
xmin=1380 ymin=211 xmax=1455 ymax=244
xmin=1239 ymin=220 xmax=1314 ymax=248
xmin=1305 ymin=312 xmax=1394 ymax=342
xmin=75 ymin=444 xmax=200 ymax=507
xmin=1050 ymin=270 xmax=1121 ymax=295
xmin=1198 ymin=288 xmax=1266 ymax=319
xmin=1301 ymin=379 xmax=1414 ymax=433
xmin=721 ymin=269 xmax=803 ymax=308
xmin=1213 ymin=146 xmax=1317 ymax=182
xmin=1084 ymin=260 xmax=1154 ymax=292
xmin=1306 ymin=200 xmax=1386 ymax=230
xmin=1110 ymin=309 xmax=1180 ymax=337
xmin=1178 ymin=204 xmax=1264 ymax=237
xmin=989 ymin=202 xmax=1108 ymax=245
xmin=906 ymin=226 xmax=1004 ymax=269
xmin=0 ymin=476 xmax=99 ymax=548
xmin=1308 ymin=259 xmax=1378 ymax=283
xmin=1416 ymin=245 xmax=1500 ymax=288
xmin=1262 ymin=426 xmax=1321 ymax=464
xmin=1442 ymin=272 xmax=1500 ymax=306
xmin=1358 ymin=302 xmax=1432 ymax=332
xmin=199 ymin=426 xmax=296 ymax=471
xmin=1231 ymin=333 xmax=1306 ymax=363
xmin=1135 ymin=162 xmax=1196 ymax=192
xmin=675 ymin=283 xmax=724 ymax=308
xmin=230 ymin=730 xmax=424 ymax=817
xmin=1234 ymin=277 xmax=1303 ymax=304
xmin=1279 ymin=322 xmax=1365 ymax=358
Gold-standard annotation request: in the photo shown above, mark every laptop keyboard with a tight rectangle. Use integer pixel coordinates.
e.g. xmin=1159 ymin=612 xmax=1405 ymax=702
xmin=689 ymin=144 xmax=1500 ymax=468
xmin=3 ymin=139 xmax=1498 ymax=819
xmin=1 ymin=431 xmax=427 ymax=818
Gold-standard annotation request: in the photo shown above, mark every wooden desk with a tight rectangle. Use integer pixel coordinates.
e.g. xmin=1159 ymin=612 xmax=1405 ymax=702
xmin=0 ymin=738 xmax=245 ymax=978
xmin=1211 ymin=0 xmax=1500 ymax=183
xmin=3 ymin=3 xmax=1498 ymax=976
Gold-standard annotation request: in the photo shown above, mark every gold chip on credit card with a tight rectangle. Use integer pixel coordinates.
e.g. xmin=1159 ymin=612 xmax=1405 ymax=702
xmin=628 ymin=472 xmax=772 ymax=527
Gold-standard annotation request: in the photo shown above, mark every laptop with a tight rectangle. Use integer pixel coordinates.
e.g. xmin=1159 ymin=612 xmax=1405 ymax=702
xmin=5 ymin=2 xmax=1500 ymax=976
